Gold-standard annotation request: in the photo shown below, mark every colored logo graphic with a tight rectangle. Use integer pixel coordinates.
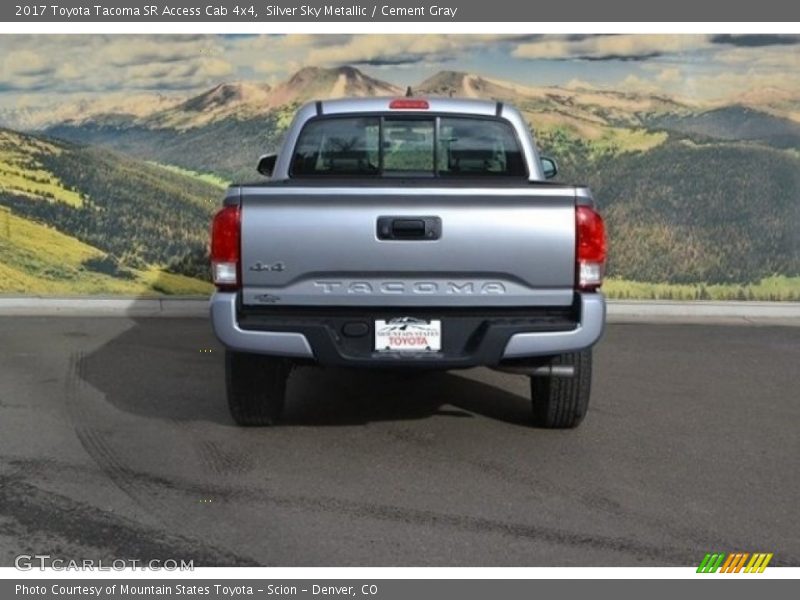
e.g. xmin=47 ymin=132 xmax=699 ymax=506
xmin=697 ymin=553 xmax=773 ymax=573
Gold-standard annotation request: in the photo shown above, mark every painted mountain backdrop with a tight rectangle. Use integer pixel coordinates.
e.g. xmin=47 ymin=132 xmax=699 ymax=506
xmin=1 ymin=61 xmax=799 ymax=298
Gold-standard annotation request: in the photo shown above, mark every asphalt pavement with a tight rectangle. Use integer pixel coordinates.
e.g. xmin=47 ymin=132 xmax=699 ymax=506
xmin=0 ymin=317 xmax=797 ymax=566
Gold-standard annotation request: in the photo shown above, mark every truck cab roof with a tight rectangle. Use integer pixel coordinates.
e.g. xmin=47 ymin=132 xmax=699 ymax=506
xmin=314 ymin=96 xmax=503 ymax=117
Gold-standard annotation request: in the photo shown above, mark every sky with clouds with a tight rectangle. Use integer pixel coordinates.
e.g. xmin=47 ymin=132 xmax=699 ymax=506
xmin=0 ymin=34 xmax=798 ymax=108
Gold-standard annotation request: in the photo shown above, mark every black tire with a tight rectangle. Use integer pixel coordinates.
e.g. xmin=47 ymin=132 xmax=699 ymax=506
xmin=225 ymin=350 xmax=291 ymax=426
xmin=529 ymin=349 xmax=592 ymax=429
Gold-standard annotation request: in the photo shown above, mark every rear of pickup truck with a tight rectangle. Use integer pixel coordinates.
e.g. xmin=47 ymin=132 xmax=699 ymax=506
xmin=210 ymin=97 xmax=606 ymax=428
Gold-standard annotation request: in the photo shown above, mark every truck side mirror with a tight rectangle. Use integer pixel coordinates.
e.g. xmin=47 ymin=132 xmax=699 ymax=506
xmin=540 ymin=156 xmax=558 ymax=179
xmin=257 ymin=153 xmax=277 ymax=177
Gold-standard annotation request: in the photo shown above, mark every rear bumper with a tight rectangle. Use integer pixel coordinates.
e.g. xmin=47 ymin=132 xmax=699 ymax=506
xmin=210 ymin=292 xmax=605 ymax=367
xmin=210 ymin=293 xmax=314 ymax=358
xmin=503 ymin=293 xmax=606 ymax=358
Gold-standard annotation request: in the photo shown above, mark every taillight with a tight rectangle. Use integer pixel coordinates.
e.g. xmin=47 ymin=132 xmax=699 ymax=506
xmin=389 ymin=99 xmax=429 ymax=110
xmin=211 ymin=204 xmax=240 ymax=290
xmin=576 ymin=205 xmax=607 ymax=291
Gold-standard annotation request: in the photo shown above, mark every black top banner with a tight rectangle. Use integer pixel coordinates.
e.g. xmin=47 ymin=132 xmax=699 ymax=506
xmin=4 ymin=0 xmax=800 ymax=22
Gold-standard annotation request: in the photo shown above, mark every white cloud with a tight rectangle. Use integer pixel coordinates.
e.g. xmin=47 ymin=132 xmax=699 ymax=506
xmin=102 ymin=37 xmax=219 ymax=67
xmin=3 ymin=50 xmax=54 ymax=77
xmin=0 ymin=35 xmax=233 ymax=94
xmin=617 ymin=74 xmax=660 ymax=94
xmin=299 ymin=34 xmax=520 ymax=67
xmin=54 ymin=63 xmax=82 ymax=81
xmin=611 ymin=68 xmax=800 ymax=103
xmin=200 ymin=57 xmax=235 ymax=79
xmin=563 ymin=78 xmax=597 ymax=90
xmin=682 ymin=71 xmax=800 ymax=100
xmin=513 ymin=35 xmax=712 ymax=60
xmin=222 ymin=35 xmax=316 ymax=78
xmin=714 ymin=46 xmax=800 ymax=69
xmin=656 ymin=68 xmax=682 ymax=83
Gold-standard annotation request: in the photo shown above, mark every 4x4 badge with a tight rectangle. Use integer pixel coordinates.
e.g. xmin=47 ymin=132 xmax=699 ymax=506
xmin=253 ymin=294 xmax=281 ymax=304
xmin=249 ymin=261 xmax=285 ymax=272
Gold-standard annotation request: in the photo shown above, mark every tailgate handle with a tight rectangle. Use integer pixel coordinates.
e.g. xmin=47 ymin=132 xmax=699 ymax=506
xmin=393 ymin=219 xmax=425 ymax=236
xmin=377 ymin=216 xmax=441 ymax=241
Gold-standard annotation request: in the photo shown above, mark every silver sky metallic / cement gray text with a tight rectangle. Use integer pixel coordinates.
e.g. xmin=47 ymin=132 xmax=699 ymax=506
xmin=262 ymin=5 xmax=459 ymax=18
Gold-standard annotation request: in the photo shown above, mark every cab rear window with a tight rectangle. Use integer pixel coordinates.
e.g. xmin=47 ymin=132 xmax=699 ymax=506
xmin=290 ymin=115 xmax=526 ymax=178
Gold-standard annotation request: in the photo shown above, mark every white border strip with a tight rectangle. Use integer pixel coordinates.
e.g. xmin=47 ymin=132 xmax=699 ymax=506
xmin=0 ymin=297 xmax=798 ymax=323
xmin=1 ymin=566 xmax=799 ymax=579
xmin=1 ymin=22 xmax=799 ymax=34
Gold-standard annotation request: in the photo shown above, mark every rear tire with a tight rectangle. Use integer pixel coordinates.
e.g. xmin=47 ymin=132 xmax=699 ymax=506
xmin=529 ymin=349 xmax=592 ymax=429
xmin=225 ymin=350 xmax=291 ymax=426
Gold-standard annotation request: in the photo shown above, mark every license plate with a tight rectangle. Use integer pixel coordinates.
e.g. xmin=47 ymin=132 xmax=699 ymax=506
xmin=375 ymin=318 xmax=441 ymax=352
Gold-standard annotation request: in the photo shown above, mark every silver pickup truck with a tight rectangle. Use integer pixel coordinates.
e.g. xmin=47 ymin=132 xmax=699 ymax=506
xmin=210 ymin=97 xmax=607 ymax=428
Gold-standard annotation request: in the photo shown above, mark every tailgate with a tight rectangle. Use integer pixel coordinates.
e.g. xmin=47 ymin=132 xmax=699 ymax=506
xmin=239 ymin=185 xmax=577 ymax=307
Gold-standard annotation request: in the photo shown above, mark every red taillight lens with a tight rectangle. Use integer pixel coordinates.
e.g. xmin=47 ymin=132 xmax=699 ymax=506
xmin=576 ymin=205 xmax=607 ymax=291
xmin=389 ymin=99 xmax=429 ymax=110
xmin=210 ymin=204 xmax=240 ymax=290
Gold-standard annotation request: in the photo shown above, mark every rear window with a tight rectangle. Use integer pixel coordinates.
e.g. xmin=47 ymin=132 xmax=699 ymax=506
xmin=290 ymin=115 xmax=526 ymax=178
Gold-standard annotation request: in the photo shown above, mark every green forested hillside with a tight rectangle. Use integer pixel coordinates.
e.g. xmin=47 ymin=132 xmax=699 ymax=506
xmin=588 ymin=142 xmax=799 ymax=284
xmin=0 ymin=206 xmax=210 ymax=295
xmin=47 ymin=111 xmax=291 ymax=183
xmin=0 ymin=128 xmax=218 ymax=294
xmin=647 ymin=106 xmax=800 ymax=149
